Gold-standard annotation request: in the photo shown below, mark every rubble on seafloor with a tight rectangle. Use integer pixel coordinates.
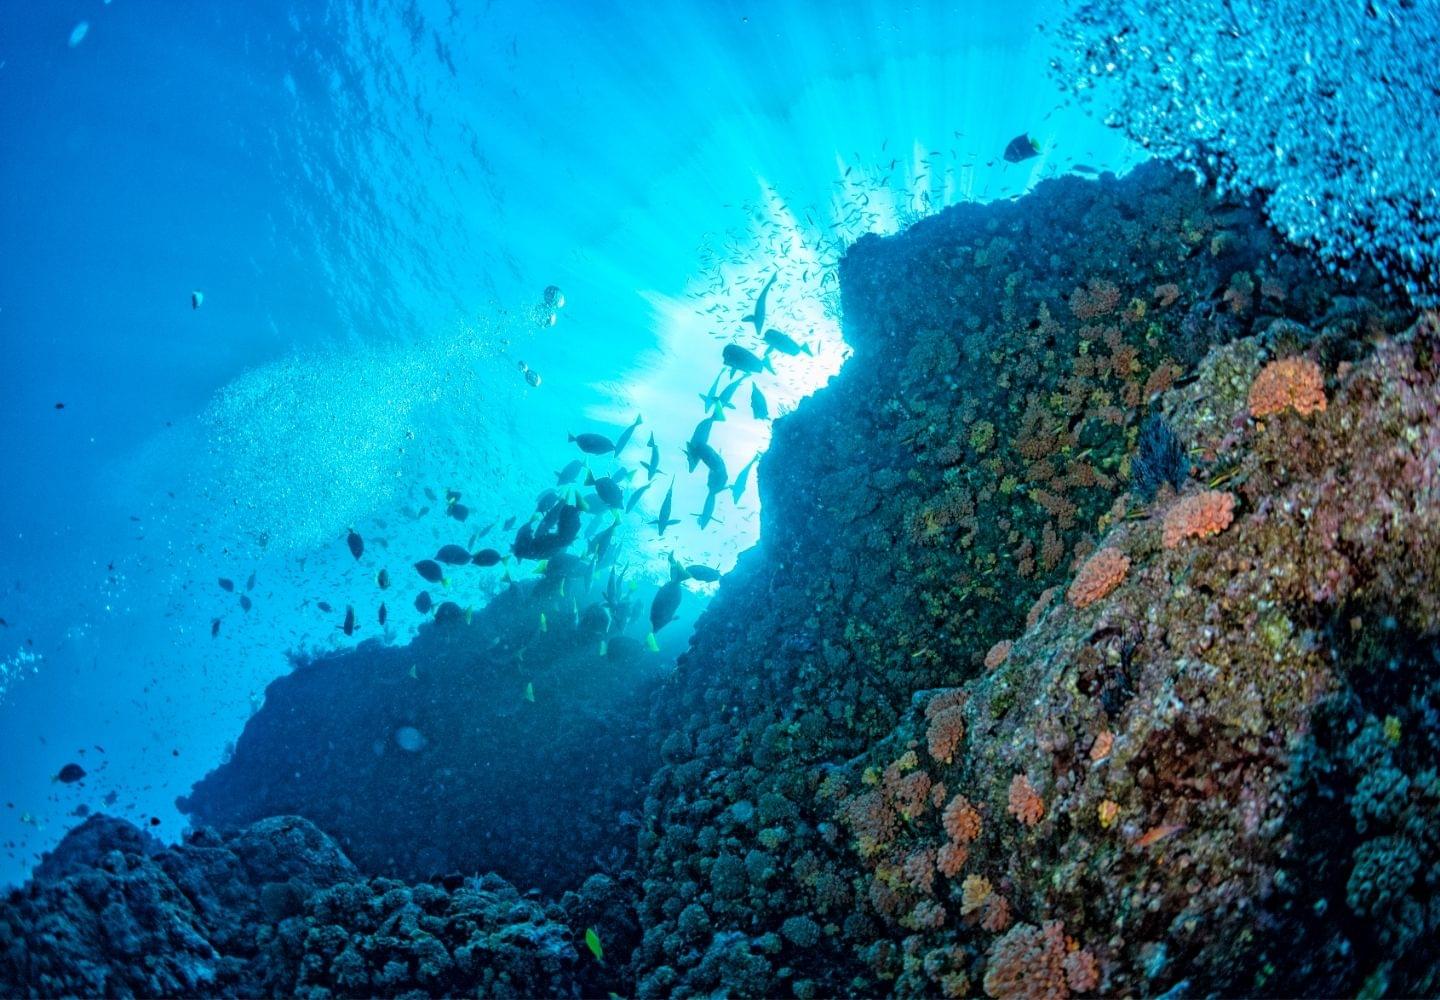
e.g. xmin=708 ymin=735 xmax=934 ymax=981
xmin=4 ymin=161 xmax=1438 ymax=998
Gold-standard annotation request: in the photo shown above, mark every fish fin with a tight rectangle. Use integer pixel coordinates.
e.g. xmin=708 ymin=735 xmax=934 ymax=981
xmin=646 ymin=632 xmax=659 ymax=652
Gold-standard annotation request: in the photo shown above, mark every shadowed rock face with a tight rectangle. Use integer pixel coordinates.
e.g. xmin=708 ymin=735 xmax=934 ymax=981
xmin=180 ymin=581 xmax=675 ymax=895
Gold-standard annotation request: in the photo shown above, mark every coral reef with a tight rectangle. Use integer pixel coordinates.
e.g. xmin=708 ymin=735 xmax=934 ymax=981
xmin=629 ymin=161 xmax=1434 ymax=998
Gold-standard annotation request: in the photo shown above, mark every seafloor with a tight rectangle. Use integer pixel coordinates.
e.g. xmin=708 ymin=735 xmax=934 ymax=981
xmin=4 ymin=161 xmax=1439 ymax=998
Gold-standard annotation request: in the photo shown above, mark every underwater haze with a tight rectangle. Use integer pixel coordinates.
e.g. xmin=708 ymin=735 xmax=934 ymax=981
xmin=3 ymin=1 xmax=1440 ymax=998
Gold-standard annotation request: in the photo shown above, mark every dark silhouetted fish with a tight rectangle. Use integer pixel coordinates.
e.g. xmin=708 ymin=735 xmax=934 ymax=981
xmin=569 ymin=432 xmax=615 ymax=455
xmin=723 ymin=343 xmax=772 ymax=375
xmin=503 ymin=516 xmax=517 ymax=530
xmin=342 ymin=605 xmax=356 ymax=636
xmin=687 ymin=564 xmax=722 ymax=583
xmin=536 ymin=488 xmax=561 ymax=513
xmin=641 ymin=433 xmax=662 ymax=479
xmin=239 ymin=594 xmax=252 ymax=612
xmin=730 ymin=452 xmax=759 ymax=503
xmin=245 ymin=571 xmax=256 ymax=591
xmin=650 ymin=482 xmax=680 ymax=536
xmin=625 ymin=480 xmax=653 ymax=513
xmin=751 ymin=383 xmax=769 ymax=420
xmin=218 ymin=578 xmax=234 ymax=592
xmin=699 ymin=373 xmax=723 ymax=411
xmin=712 ymin=377 xmax=743 ymax=419
xmin=1003 ymin=132 xmax=1041 ymax=163
xmin=414 ymin=560 xmax=444 ymax=583
xmin=435 ymin=544 xmax=471 ymax=565
xmin=647 ymin=579 xmax=682 ymax=649
xmin=378 ymin=603 xmax=388 ymax=626
xmin=414 ymin=591 xmax=433 ymax=614
xmin=556 ymin=459 xmax=585 ymax=485
xmin=471 ymin=548 xmax=502 ymax=567
xmin=587 ymin=472 xmax=624 ymax=510
xmin=377 ymin=568 xmax=391 ymax=590
xmin=347 ymin=530 xmax=364 ymax=560
xmin=614 ymin=414 xmax=642 ymax=455
xmin=191 ymin=290 xmax=203 ymax=310
xmin=763 ymin=328 xmax=811 ymax=356
xmin=54 ymin=763 xmax=86 ymax=784
xmin=686 ymin=439 xmax=722 ymax=477
xmin=318 ymin=601 xmax=333 ymax=613
xmin=695 ymin=490 xmax=721 ymax=530
xmin=210 ymin=618 xmax=221 ymax=637
xmin=742 ymin=272 xmax=777 ymax=337
xmin=448 ymin=503 xmax=470 ymax=522
xmin=591 ymin=522 xmax=616 ymax=564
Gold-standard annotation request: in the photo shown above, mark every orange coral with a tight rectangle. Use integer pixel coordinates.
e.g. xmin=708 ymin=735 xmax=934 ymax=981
xmin=1089 ymin=730 xmax=1113 ymax=761
xmin=888 ymin=767 xmax=933 ymax=819
xmin=982 ymin=921 xmax=1069 ymax=1000
xmin=1248 ymin=356 xmax=1326 ymax=418
xmin=1066 ymin=547 xmax=1130 ymax=609
xmin=1161 ymin=490 xmax=1236 ymax=548
xmin=1008 ymin=773 xmax=1045 ymax=827
xmin=1069 ymin=277 xmax=1121 ymax=320
xmin=843 ymin=790 xmax=898 ymax=856
xmin=984 ymin=639 xmax=1014 ymax=670
xmin=927 ymin=706 xmax=967 ymax=765
xmin=943 ymin=795 xmax=983 ymax=844
xmin=925 ymin=688 xmax=966 ymax=719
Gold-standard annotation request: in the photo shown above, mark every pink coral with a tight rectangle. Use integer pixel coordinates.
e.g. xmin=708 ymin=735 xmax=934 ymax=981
xmin=1066 ymin=547 xmax=1130 ymax=609
xmin=1162 ymin=490 xmax=1236 ymax=548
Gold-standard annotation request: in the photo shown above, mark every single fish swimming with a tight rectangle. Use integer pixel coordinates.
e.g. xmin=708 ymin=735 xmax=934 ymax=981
xmin=742 ymin=272 xmax=777 ymax=337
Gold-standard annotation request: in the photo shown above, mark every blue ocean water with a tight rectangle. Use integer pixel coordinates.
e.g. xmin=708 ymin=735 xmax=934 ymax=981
xmin=0 ymin=1 xmax=1138 ymax=886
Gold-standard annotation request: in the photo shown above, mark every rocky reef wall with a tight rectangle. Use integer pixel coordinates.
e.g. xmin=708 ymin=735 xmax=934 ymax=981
xmin=629 ymin=161 xmax=1437 ymax=998
xmin=4 ymin=161 xmax=1438 ymax=999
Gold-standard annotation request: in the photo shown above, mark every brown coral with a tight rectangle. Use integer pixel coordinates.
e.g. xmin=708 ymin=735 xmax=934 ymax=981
xmin=1161 ymin=490 xmax=1236 ymax=548
xmin=1066 ymin=547 xmax=1130 ymax=609
xmin=943 ymin=795 xmax=983 ymax=844
xmin=984 ymin=639 xmax=1014 ymax=670
xmin=1248 ymin=356 xmax=1326 ymax=418
xmin=1008 ymin=773 xmax=1045 ymax=827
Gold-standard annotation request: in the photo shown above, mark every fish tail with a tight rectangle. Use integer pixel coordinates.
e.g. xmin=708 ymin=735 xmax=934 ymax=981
xmin=646 ymin=632 xmax=659 ymax=652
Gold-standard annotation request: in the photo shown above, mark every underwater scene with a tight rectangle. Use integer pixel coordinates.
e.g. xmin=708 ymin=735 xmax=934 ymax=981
xmin=2 ymin=1 xmax=1439 ymax=997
